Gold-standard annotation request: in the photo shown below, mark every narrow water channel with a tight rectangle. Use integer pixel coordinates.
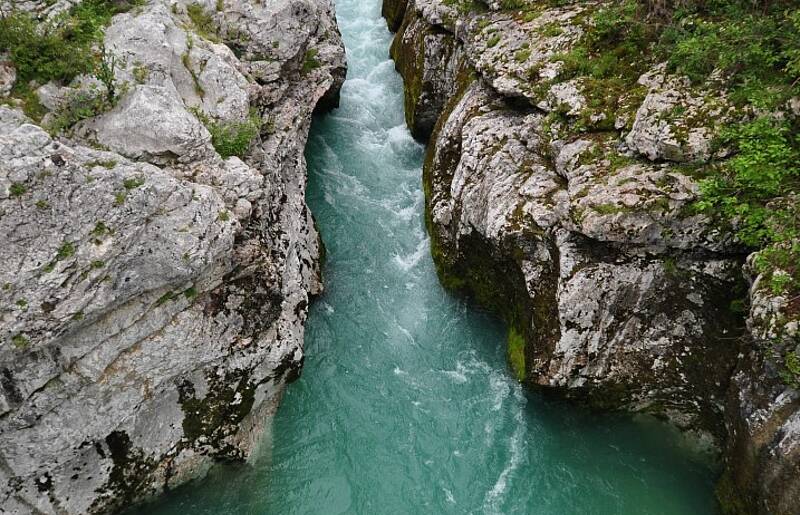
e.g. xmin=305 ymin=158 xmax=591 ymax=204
xmin=137 ymin=0 xmax=720 ymax=512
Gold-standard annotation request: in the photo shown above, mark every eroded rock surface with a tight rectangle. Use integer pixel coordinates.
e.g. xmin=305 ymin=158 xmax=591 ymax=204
xmin=0 ymin=0 xmax=345 ymax=512
xmin=384 ymin=0 xmax=799 ymax=513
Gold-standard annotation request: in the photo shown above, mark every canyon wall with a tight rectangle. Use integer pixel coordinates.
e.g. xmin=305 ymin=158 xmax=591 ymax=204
xmin=382 ymin=0 xmax=800 ymax=512
xmin=0 ymin=0 xmax=344 ymax=512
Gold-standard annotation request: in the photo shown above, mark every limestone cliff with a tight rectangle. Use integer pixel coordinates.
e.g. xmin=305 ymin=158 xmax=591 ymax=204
xmin=383 ymin=0 xmax=800 ymax=513
xmin=0 ymin=0 xmax=344 ymax=512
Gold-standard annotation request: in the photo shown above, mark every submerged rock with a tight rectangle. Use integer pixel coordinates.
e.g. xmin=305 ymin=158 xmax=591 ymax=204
xmin=0 ymin=0 xmax=345 ymax=512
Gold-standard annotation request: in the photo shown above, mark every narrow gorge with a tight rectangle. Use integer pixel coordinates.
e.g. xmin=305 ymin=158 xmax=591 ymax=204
xmin=0 ymin=0 xmax=798 ymax=514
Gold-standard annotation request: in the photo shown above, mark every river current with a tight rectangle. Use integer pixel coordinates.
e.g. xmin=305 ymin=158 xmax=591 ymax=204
xmin=136 ymin=0 xmax=720 ymax=512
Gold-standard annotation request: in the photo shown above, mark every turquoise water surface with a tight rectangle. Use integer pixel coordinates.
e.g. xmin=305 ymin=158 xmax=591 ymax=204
xmin=136 ymin=0 xmax=720 ymax=512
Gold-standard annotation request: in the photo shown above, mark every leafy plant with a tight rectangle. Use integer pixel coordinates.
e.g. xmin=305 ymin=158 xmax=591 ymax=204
xmin=11 ymin=334 xmax=29 ymax=349
xmin=0 ymin=0 xmax=138 ymax=120
xmin=94 ymin=45 xmax=118 ymax=102
xmin=784 ymin=350 xmax=800 ymax=387
xmin=186 ymin=3 xmax=221 ymax=42
xmin=194 ymin=109 xmax=262 ymax=159
xmin=9 ymin=183 xmax=26 ymax=197
xmin=0 ymin=0 xmax=140 ymax=85
xmin=696 ymin=117 xmax=800 ymax=248
xmin=56 ymin=242 xmax=76 ymax=261
xmin=48 ymin=86 xmax=110 ymax=134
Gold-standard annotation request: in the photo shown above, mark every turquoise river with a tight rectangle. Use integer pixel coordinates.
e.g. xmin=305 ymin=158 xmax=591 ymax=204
xmin=136 ymin=0 xmax=720 ymax=512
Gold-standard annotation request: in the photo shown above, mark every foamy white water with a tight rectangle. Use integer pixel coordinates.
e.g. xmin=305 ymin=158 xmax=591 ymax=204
xmin=133 ymin=0 xmax=721 ymax=513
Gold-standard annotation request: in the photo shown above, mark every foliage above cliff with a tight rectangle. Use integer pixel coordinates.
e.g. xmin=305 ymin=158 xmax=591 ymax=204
xmin=551 ymin=0 xmax=800 ymax=293
xmin=585 ymin=0 xmax=800 ymax=382
xmin=0 ymin=0 xmax=143 ymax=125
xmin=659 ymin=1 xmax=800 ymax=300
xmin=0 ymin=0 xmax=142 ymax=85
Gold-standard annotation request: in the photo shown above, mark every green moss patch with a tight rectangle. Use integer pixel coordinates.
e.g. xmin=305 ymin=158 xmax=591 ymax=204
xmin=507 ymin=326 xmax=526 ymax=381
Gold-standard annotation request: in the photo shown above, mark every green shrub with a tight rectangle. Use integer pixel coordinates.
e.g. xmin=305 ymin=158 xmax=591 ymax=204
xmin=0 ymin=0 xmax=139 ymax=120
xmin=656 ymin=1 xmax=800 ymax=107
xmin=211 ymin=118 xmax=260 ymax=158
xmin=56 ymin=242 xmax=75 ymax=260
xmin=0 ymin=12 xmax=94 ymax=85
xmin=696 ymin=117 xmax=799 ymax=248
xmin=9 ymin=183 xmax=26 ymax=197
xmin=498 ymin=0 xmax=528 ymax=10
xmin=514 ymin=48 xmax=531 ymax=62
xmin=441 ymin=0 xmax=488 ymax=15
xmin=123 ymin=177 xmax=145 ymax=189
xmin=186 ymin=3 xmax=221 ymax=42
xmin=784 ymin=351 xmax=800 ymax=387
xmin=47 ymin=87 xmax=110 ymax=134
xmin=11 ymin=334 xmax=29 ymax=349
xmin=195 ymin=110 xmax=262 ymax=158
xmin=0 ymin=0 xmax=139 ymax=85
xmin=94 ymin=45 xmax=118 ymax=102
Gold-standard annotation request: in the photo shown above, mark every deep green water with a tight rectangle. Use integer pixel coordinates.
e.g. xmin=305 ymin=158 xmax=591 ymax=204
xmin=135 ymin=0 xmax=720 ymax=512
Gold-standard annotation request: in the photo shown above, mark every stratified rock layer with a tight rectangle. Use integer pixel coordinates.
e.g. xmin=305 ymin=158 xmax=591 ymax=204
xmin=383 ymin=0 xmax=799 ymax=513
xmin=0 ymin=0 xmax=345 ymax=512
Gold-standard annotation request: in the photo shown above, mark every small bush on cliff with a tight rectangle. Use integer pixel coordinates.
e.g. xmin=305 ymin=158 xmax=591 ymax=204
xmin=0 ymin=12 xmax=96 ymax=85
xmin=0 ymin=0 xmax=140 ymax=120
xmin=194 ymin=109 xmax=262 ymax=159
xmin=556 ymin=0 xmax=800 ymax=263
xmin=638 ymin=0 xmax=800 ymax=385
xmin=696 ymin=117 xmax=800 ymax=249
xmin=784 ymin=351 xmax=800 ymax=388
xmin=0 ymin=0 xmax=140 ymax=85
xmin=186 ymin=2 xmax=221 ymax=43
xmin=651 ymin=4 xmax=800 ymax=311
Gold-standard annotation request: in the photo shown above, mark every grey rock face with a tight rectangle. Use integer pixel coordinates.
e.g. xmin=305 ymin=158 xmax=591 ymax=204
xmin=385 ymin=0 xmax=799 ymax=512
xmin=625 ymin=66 xmax=734 ymax=163
xmin=84 ymin=84 xmax=215 ymax=162
xmin=426 ymin=81 xmax=741 ymax=435
xmin=0 ymin=56 xmax=15 ymax=97
xmin=390 ymin=6 xmax=466 ymax=139
xmin=0 ymin=0 xmax=345 ymax=512
xmin=717 ymin=255 xmax=800 ymax=515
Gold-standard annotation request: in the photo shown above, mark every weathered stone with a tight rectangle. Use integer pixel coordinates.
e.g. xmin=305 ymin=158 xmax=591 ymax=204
xmin=626 ymin=66 xmax=734 ymax=163
xmin=390 ymin=5 xmax=466 ymax=139
xmin=0 ymin=56 xmax=16 ymax=97
xmin=104 ymin=4 xmax=251 ymax=123
xmin=461 ymin=6 xmax=585 ymax=102
xmin=717 ymin=250 xmax=800 ymax=515
xmin=0 ymin=0 xmax=345 ymax=511
xmin=384 ymin=0 xmax=800 ymax=511
xmin=425 ymin=82 xmax=742 ymax=437
xmin=81 ymin=84 xmax=215 ymax=163
xmin=382 ymin=0 xmax=409 ymax=31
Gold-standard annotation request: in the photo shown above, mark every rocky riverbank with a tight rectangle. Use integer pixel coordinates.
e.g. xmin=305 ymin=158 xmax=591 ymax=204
xmin=0 ymin=0 xmax=344 ymax=512
xmin=382 ymin=0 xmax=800 ymax=512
